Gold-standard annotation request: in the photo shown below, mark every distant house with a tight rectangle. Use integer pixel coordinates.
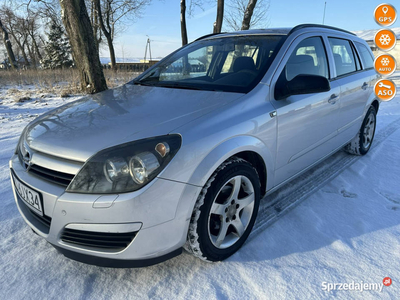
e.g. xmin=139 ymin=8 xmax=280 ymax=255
xmin=0 ymin=56 xmax=33 ymax=69
xmin=354 ymin=28 xmax=400 ymax=69
xmin=100 ymin=57 xmax=160 ymax=71
xmin=0 ymin=58 xmax=13 ymax=69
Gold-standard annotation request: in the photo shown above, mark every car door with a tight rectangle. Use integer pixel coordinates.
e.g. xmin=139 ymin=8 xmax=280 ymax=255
xmin=270 ymin=34 xmax=341 ymax=186
xmin=327 ymin=37 xmax=372 ymax=144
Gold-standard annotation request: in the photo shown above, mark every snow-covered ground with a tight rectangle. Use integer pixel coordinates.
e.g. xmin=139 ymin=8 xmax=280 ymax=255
xmin=0 ymin=80 xmax=399 ymax=300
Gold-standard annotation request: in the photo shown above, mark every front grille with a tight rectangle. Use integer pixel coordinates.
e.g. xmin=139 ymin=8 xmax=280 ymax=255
xmin=17 ymin=150 xmax=75 ymax=187
xmin=28 ymin=164 xmax=74 ymax=187
xmin=60 ymin=228 xmax=137 ymax=251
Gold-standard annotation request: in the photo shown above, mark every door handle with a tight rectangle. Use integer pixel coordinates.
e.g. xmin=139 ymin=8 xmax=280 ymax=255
xmin=362 ymin=82 xmax=369 ymax=90
xmin=328 ymin=94 xmax=338 ymax=104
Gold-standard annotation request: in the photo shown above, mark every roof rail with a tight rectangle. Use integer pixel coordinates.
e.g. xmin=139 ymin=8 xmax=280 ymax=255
xmin=195 ymin=32 xmax=226 ymax=41
xmin=288 ymin=24 xmax=356 ymax=36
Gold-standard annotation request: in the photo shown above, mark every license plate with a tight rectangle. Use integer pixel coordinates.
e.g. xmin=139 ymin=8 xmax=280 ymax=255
xmin=12 ymin=173 xmax=43 ymax=216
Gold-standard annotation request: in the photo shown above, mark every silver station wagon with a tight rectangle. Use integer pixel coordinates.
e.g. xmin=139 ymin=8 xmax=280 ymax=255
xmin=10 ymin=24 xmax=379 ymax=267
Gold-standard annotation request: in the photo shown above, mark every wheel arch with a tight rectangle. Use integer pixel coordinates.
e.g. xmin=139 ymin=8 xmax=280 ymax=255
xmin=363 ymin=93 xmax=380 ymax=118
xmin=187 ymin=135 xmax=274 ymax=195
xmin=371 ymin=99 xmax=379 ymax=113
xmin=233 ymin=151 xmax=267 ymax=197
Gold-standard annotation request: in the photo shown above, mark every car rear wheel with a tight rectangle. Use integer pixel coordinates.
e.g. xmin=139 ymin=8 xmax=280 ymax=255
xmin=345 ymin=106 xmax=376 ymax=155
xmin=184 ymin=157 xmax=260 ymax=261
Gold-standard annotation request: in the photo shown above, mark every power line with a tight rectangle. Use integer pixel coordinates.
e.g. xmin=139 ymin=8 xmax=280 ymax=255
xmin=150 ymin=40 xmax=181 ymax=44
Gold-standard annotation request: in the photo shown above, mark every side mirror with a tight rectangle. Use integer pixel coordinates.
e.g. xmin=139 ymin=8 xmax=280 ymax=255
xmin=275 ymin=74 xmax=331 ymax=100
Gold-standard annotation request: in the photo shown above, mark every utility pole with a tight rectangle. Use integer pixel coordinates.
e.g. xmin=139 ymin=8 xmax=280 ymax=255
xmin=144 ymin=36 xmax=152 ymax=62
xmin=322 ymin=2 xmax=327 ymax=25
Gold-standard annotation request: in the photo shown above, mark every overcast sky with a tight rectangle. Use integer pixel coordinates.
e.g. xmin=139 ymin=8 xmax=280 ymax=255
xmin=102 ymin=0 xmax=393 ymax=59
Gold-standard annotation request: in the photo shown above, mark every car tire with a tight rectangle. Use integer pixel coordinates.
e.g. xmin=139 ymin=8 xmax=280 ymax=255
xmin=344 ymin=106 xmax=377 ymax=156
xmin=184 ymin=156 xmax=261 ymax=262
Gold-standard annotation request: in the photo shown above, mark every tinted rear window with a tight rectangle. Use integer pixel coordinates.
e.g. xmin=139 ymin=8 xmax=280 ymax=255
xmin=354 ymin=42 xmax=374 ymax=69
xmin=328 ymin=38 xmax=357 ymax=77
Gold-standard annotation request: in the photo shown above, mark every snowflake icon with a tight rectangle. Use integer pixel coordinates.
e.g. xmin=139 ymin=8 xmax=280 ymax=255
xmin=381 ymin=57 xmax=390 ymax=66
xmin=379 ymin=34 xmax=391 ymax=46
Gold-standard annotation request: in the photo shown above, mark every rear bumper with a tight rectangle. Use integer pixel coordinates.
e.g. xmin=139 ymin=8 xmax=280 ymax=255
xmin=10 ymin=154 xmax=201 ymax=267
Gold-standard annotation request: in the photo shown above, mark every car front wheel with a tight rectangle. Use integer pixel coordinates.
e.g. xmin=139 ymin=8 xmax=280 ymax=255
xmin=185 ymin=157 xmax=261 ymax=261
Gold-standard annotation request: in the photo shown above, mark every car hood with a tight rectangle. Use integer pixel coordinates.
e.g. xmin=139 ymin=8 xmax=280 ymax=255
xmin=25 ymin=84 xmax=244 ymax=162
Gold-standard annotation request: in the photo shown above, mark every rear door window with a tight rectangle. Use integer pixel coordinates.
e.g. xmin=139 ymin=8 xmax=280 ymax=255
xmin=328 ymin=38 xmax=357 ymax=77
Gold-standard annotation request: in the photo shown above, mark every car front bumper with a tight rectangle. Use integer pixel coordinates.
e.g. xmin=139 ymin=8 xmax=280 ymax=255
xmin=9 ymin=154 xmax=201 ymax=267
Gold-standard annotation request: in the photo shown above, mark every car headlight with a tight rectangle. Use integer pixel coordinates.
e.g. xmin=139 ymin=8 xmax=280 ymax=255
xmin=66 ymin=135 xmax=181 ymax=194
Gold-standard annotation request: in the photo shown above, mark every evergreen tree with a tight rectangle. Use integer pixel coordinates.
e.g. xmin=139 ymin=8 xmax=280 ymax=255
xmin=41 ymin=20 xmax=73 ymax=69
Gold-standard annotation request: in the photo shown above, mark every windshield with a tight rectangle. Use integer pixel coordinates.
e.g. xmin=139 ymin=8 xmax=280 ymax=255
xmin=132 ymin=35 xmax=286 ymax=93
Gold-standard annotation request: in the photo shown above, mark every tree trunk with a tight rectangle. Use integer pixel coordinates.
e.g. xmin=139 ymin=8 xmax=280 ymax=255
xmin=59 ymin=0 xmax=107 ymax=94
xmin=105 ymin=35 xmax=116 ymax=69
xmin=94 ymin=2 xmax=99 ymax=49
xmin=180 ymin=0 xmax=188 ymax=46
xmin=31 ymin=34 xmax=42 ymax=60
xmin=14 ymin=39 xmax=30 ymax=67
xmin=0 ymin=18 xmax=17 ymax=69
xmin=241 ymin=0 xmax=258 ymax=30
xmin=91 ymin=0 xmax=101 ymax=49
xmin=213 ymin=0 xmax=224 ymax=34
xmin=26 ymin=41 xmax=36 ymax=68
xmin=94 ymin=0 xmax=116 ymax=69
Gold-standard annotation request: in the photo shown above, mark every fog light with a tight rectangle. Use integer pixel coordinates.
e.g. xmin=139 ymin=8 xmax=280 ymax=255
xmin=129 ymin=152 xmax=160 ymax=184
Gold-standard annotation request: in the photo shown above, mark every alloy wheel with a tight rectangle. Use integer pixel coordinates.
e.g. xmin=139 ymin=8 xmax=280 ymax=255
xmin=207 ymin=175 xmax=255 ymax=249
xmin=362 ymin=112 xmax=376 ymax=149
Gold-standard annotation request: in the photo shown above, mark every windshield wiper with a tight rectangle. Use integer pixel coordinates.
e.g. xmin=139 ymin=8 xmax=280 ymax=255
xmin=156 ymin=82 xmax=204 ymax=90
xmin=132 ymin=80 xmax=203 ymax=90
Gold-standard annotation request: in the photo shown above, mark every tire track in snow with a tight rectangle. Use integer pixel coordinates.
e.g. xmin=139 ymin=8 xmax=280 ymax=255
xmin=249 ymin=116 xmax=400 ymax=240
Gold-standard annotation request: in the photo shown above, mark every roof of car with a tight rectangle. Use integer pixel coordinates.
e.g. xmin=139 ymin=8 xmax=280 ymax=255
xmin=195 ymin=28 xmax=292 ymax=41
xmin=196 ymin=24 xmax=356 ymax=41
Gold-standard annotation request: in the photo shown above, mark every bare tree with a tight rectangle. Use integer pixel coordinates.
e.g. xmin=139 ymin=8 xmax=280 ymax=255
xmin=20 ymin=13 xmax=40 ymax=67
xmin=25 ymin=12 xmax=43 ymax=61
xmin=95 ymin=0 xmax=149 ymax=69
xmin=35 ymin=0 xmax=62 ymax=25
xmin=241 ymin=0 xmax=257 ymax=30
xmin=213 ymin=0 xmax=224 ymax=34
xmin=0 ymin=7 xmax=31 ymax=67
xmin=180 ymin=0 xmax=205 ymax=46
xmin=180 ymin=0 xmax=188 ymax=46
xmin=1 ymin=0 xmax=58 ymax=68
xmin=0 ymin=18 xmax=17 ymax=69
xmin=60 ymin=0 xmax=107 ymax=93
xmin=94 ymin=0 xmax=115 ymax=68
xmin=88 ymin=0 xmax=102 ymax=49
xmin=225 ymin=0 xmax=269 ymax=31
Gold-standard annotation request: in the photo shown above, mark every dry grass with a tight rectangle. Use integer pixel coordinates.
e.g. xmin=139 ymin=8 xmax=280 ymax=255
xmin=104 ymin=69 xmax=141 ymax=88
xmin=0 ymin=68 xmax=141 ymax=95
